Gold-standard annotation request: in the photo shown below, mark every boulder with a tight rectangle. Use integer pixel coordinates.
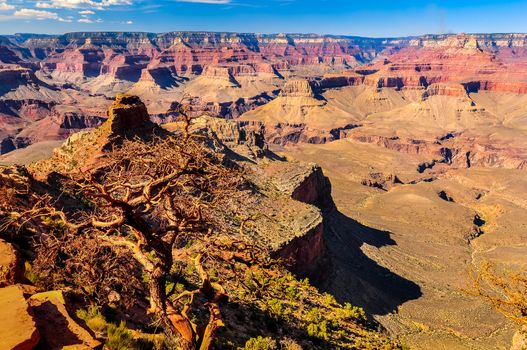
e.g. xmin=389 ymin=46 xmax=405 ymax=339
xmin=28 ymin=291 xmax=102 ymax=350
xmin=0 ymin=285 xmax=40 ymax=350
xmin=0 ymin=239 xmax=24 ymax=287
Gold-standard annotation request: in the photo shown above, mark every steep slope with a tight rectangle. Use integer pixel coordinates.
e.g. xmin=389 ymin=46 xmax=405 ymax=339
xmin=0 ymin=94 xmax=401 ymax=349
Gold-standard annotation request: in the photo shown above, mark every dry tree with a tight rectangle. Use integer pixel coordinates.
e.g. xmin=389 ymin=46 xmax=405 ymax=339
xmin=66 ymin=136 xmax=248 ymax=349
xmin=0 ymin=107 xmax=271 ymax=350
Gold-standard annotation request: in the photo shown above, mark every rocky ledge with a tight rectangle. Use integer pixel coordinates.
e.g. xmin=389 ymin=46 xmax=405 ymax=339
xmin=0 ymin=285 xmax=40 ymax=350
xmin=181 ymin=115 xmax=334 ymax=275
xmin=32 ymin=96 xmax=333 ymax=277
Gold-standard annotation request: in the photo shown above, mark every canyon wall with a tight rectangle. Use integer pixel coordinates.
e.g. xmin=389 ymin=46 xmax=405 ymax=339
xmin=4 ymin=31 xmax=527 ymax=83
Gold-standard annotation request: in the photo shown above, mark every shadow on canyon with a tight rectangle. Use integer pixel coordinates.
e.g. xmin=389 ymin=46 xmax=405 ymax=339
xmin=32 ymin=301 xmax=83 ymax=348
xmin=315 ymin=208 xmax=422 ymax=316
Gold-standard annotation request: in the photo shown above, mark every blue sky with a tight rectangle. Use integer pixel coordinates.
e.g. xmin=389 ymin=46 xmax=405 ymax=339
xmin=0 ymin=0 xmax=525 ymax=37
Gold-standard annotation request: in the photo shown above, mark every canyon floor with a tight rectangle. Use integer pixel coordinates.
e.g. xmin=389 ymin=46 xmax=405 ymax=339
xmin=282 ymin=139 xmax=527 ymax=349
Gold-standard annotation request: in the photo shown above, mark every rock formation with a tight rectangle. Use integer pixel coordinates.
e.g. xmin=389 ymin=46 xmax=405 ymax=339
xmin=29 ymin=291 xmax=101 ymax=349
xmin=105 ymin=94 xmax=152 ymax=133
xmin=30 ymin=94 xmax=160 ymax=175
xmin=183 ymin=116 xmax=268 ymax=161
xmin=2 ymin=31 xmax=527 ymax=158
xmin=166 ymin=112 xmax=334 ymax=276
xmin=280 ymin=79 xmax=316 ymax=98
xmin=0 ymin=239 xmax=24 ymax=287
xmin=0 ymin=285 xmax=40 ymax=350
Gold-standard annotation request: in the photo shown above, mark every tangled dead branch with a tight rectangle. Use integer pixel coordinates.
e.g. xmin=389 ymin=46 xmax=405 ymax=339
xmin=0 ymin=112 xmax=270 ymax=349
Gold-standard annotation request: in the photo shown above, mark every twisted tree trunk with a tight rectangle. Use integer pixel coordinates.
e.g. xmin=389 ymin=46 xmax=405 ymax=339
xmin=148 ymin=267 xmax=196 ymax=350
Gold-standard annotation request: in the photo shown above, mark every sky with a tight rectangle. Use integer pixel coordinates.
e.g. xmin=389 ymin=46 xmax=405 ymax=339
xmin=0 ymin=0 xmax=526 ymax=37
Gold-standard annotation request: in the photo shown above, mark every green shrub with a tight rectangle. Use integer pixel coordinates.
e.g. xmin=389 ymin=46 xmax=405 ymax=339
xmin=306 ymin=308 xmax=323 ymax=324
xmin=306 ymin=321 xmax=330 ymax=341
xmin=106 ymin=321 xmax=154 ymax=350
xmin=280 ymin=338 xmax=303 ymax=350
xmin=267 ymin=299 xmax=286 ymax=318
xmin=76 ymin=304 xmax=103 ymax=321
xmin=322 ymin=293 xmax=337 ymax=307
xmin=141 ymin=271 xmax=150 ymax=285
xmin=165 ymin=281 xmax=175 ymax=295
xmin=24 ymin=262 xmax=40 ymax=285
xmin=336 ymin=303 xmax=367 ymax=324
xmin=77 ymin=308 xmax=156 ymax=350
xmin=42 ymin=216 xmax=66 ymax=230
xmin=243 ymin=336 xmax=277 ymax=350
xmin=76 ymin=305 xmax=107 ymax=333
xmin=87 ymin=316 xmax=108 ymax=333
xmin=243 ymin=270 xmax=259 ymax=293
xmin=285 ymin=285 xmax=299 ymax=301
xmin=106 ymin=322 xmax=137 ymax=350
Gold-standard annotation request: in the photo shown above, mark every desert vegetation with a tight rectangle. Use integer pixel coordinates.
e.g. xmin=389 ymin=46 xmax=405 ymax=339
xmin=470 ymin=262 xmax=527 ymax=349
xmin=0 ymin=99 xmax=400 ymax=349
xmin=472 ymin=262 xmax=527 ymax=326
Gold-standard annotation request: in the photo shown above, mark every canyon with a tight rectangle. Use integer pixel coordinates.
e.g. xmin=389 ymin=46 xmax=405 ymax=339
xmin=0 ymin=31 xmax=527 ymax=350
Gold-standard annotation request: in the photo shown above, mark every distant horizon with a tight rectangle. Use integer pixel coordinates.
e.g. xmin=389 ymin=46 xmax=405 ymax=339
xmin=3 ymin=30 xmax=527 ymax=40
xmin=0 ymin=1 xmax=525 ymax=38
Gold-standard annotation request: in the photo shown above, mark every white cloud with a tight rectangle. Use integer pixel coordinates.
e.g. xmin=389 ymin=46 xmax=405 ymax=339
xmin=34 ymin=2 xmax=53 ymax=8
xmin=14 ymin=8 xmax=58 ymax=19
xmin=0 ymin=1 xmax=14 ymax=11
xmin=13 ymin=8 xmax=72 ymax=21
xmin=81 ymin=17 xmax=102 ymax=23
xmin=79 ymin=10 xmax=95 ymax=14
xmin=36 ymin=0 xmax=132 ymax=10
xmin=175 ymin=0 xmax=231 ymax=4
xmin=125 ymin=20 xmax=132 ymax=24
